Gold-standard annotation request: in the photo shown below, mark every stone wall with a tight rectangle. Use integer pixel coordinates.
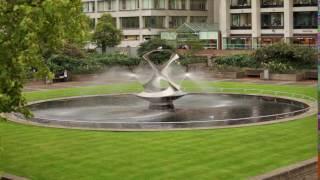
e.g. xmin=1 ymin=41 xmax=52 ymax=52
xmin=250 ymin=158 xmax=317 ymax=180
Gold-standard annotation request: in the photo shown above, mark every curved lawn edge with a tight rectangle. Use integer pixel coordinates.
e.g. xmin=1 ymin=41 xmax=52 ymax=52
xmin=0 ymin=82 xmax=316 ymax=180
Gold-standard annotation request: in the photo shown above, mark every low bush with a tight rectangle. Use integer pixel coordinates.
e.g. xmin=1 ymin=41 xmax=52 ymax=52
xmin=179 ymin=56 xmax=207 ymax=66
xmin=46 ymin=55 xmax=103 ymax=74
xmin=212 ymin=54 xmax=258 ymax=71
xmin=262 ymin=61 xmax=295 ymax=73
xmin=254 ymin=43 xmax=317 ymax=70
xmin=90 ymin=53 xmax=141 ymax=66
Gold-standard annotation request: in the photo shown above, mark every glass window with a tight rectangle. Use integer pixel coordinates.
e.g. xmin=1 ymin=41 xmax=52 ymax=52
xmin=169 ymin=0 xmax=186 ymax=10
xmin=261 ymin=13 xmax=284 ymax=29
xmin=120 ymin=17 xmax=140 ymax=29
xmin=144 ymin=16 xmax=165 ymax=28
xmin=123 ymin=35 xmax=140 ymax=41
xmin=190 ymin=16 xmax=207 ymax=23
xmin=142 ymin=0 xmax=165 ymax=9
xmin=98 ymin=0 xmax=115 ymax=12
xmin=169 ymin=16 xmax=187 ymax=28
xmin=83 ymin=1 xmax=95 ymax=13
xmin=261 ymin=0 xmax=284 ymax=8
xmin=230 ymin=0 xmax=251 ymax=9
xmin=294 ymin=12 xmax=317 ymax=29
xmin=120 ymin=0 xmax=139 ymax=10
xmin=190 ymin=0 xmax=207 ymax=10
xmin=231 ymin=13 xmax=252 ymax=29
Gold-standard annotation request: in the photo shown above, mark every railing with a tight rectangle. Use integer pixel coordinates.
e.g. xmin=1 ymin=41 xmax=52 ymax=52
xmin=230 ymin=26 xmax=252 ymax=30
xmin=261 ymin=25 xmax=284 ymax=29
xmin=294 ymin=3 xmax=318 ymax=7
xmin=230 ymin=5 xmax=251 ymax=9
xmin=294 ymin=25 xmax=317 ymax=29
xmin=261 ymin=3 xmax=284 ymax=8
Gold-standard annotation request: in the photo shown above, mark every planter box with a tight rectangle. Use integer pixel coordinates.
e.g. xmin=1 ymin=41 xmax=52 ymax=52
xmin=213 ymin=71 xmax=245 ymax=79
xmin=260 ymin=73 xmax=305 ymax=81
xmin=244 ymin=69 xmax=264 ymax=77
xmin=187 ymin=63 xmax=209 ymax=72
xmin=304 ymin=70 xmax=317 ymax=80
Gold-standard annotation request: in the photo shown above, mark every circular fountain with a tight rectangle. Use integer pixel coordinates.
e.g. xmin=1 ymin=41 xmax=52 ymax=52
xmin=8 ymin=49 xmax=315 ymax=130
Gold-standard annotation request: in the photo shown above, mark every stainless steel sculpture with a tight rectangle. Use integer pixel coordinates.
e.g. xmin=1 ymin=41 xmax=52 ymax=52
xmin=136 ymin=48 xmax=187 ymax=110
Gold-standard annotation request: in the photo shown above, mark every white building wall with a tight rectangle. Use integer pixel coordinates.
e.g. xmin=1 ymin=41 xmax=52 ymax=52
xmin=83 ymin=0 xmax=215 ymax=47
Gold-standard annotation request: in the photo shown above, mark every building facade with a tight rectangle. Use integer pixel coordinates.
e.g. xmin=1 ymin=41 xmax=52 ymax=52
xmin=82 ymin=0 xmax=318 ymax=49
xmin=82 ymin=0 xmax=218 ymax=47
xmin=219 ymin=0 xmax=318 ymax=49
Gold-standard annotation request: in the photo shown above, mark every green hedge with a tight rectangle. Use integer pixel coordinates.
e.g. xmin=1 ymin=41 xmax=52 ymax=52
xmin=254 ymin=43 xmax=317 ymax=70
xmin=213 ymin=54 xmax=258 ymax=69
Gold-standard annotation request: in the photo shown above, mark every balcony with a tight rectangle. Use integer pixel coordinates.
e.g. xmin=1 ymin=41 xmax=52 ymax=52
xmin=261 ymin=25 xmax=284 ymax=29
xmin=261 ymin=0 xmax=284 ymax=8
xmin=230 ymin=0 xmax=251 ymax=9
xmin=294 ymin=0 xmax=317 ymax=7
xmin=230 ymin=4 xmax=251 ymax=9
xmin=231 ymin=26 xmax=252 ymax=30
xmin=294 ymin=25 xmax=317 ymax=29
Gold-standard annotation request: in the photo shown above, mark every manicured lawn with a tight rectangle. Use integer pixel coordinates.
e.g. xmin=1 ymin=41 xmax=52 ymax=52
xmin=0 ymin=82 xmax=317 ymax=180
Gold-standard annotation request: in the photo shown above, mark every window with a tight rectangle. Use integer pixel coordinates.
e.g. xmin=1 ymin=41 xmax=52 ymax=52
xmin=294 ymin=0 xmax=317 ymax=7
xmin=230 ymin=0 xmax=251 ymax=9
xmin=190 ymin=0 xmax=207 ymax=10
xmin=169 ymin=0 xmax=186 ymax=10
xmin=89 ymin=18 xmax=96 ymax=29
xmin=98 ymin=0 xmax=115 ymax=12
xmin=294 ymin=12 xmax=317 ymax=29
xmin=261 ymin=0 xmax=284 ymax=8
xmin=190 ymin=16 xmax=207 ymax=23
xmin=169 ymin=16 xmax=187 ymax=28
xmin=261 ymin=13 xmax=284 ymax=29
xmin=83 ymin=1 xmax=95 ymax=13
xmin=120 ymin=0 xmax=139 ymax=10
xmin=143 ymin=35 xmax=160 ymax=40
xmin=231 ymin=14 xmax=252 ymax=29
xmin=143 ymin=0 xmax=165 ymax=9
xmin=123 ymin=35 xmax=140 ymax=41
xmin=120 ymin=17 xmax=140 ymax=29
xmin=144 ymin=16 xmax=165 ymax=28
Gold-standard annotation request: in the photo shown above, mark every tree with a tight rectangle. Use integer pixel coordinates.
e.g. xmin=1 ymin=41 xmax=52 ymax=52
xmin=0 ymin=0 xmax=89 ymax=116
xmin=137 ymin=39 xmax=175 ymax=65
xmin=93 ymin=14 xmax=122 ymax=53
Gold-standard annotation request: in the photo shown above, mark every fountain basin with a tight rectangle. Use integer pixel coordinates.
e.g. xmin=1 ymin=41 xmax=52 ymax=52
xmin=9 ymin=93 xmax=311 ymax=130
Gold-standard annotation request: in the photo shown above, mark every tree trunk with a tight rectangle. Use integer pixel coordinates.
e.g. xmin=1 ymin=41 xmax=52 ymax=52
xmin=101 ymin=43 xmax=106 ymax=53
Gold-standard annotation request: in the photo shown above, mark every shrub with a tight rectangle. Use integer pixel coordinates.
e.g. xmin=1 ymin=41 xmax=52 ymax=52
xmin=254 ymin=43 xmax=317 ymax=70
xmin=262 ymin=61 xmax=295 ymax=74
xmin=213 ymin=54 xmax=258 ymax=70
xmin=90 ymin=53 xmax=141 ymax=66
xmin=46 ymin=55 xmax=103 ymax=74
xmin=179 ymin=56 xmax=207 ymax=66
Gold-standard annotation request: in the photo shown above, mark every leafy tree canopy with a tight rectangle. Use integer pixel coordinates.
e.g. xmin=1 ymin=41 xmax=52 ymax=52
xmin=92 ymin=13 xmax=122 ymax=52
xmin=0 ymin=0 xmax=89 ymax=116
